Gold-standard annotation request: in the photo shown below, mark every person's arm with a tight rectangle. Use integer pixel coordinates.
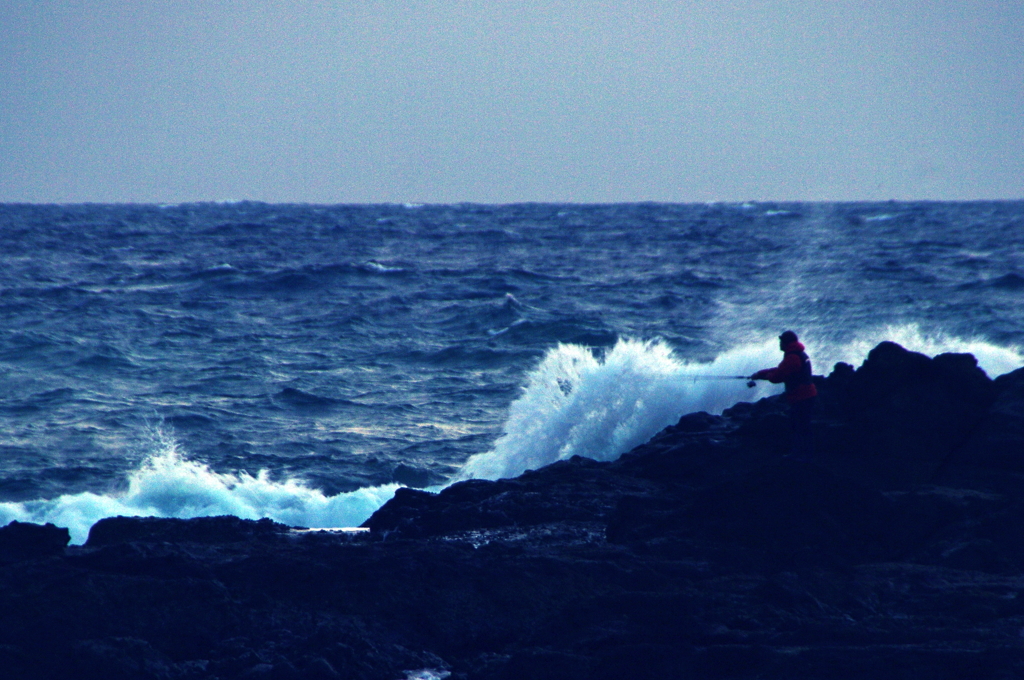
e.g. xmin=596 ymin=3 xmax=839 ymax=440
xmin=751 ymin=353 xmax=801 ymax=383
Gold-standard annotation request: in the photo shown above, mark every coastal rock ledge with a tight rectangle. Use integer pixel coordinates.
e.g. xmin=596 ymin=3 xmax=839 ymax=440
xmin=3 ymin=341 xmax=1024 ymax=679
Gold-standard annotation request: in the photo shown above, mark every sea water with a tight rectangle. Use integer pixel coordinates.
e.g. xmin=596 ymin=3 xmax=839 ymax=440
xmin=1 ymin=201 xmax=1022 ymax=542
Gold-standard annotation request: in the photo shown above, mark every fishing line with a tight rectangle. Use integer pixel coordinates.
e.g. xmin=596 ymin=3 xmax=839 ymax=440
xmin=686 ymin=375 xmax=757 ymax=387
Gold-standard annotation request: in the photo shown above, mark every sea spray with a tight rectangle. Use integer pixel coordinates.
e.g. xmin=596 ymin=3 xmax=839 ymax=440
xmin=456 ymin=338 xmax=786 ymax=481
xmin=0 ymin=431 xmax=398 ymax=544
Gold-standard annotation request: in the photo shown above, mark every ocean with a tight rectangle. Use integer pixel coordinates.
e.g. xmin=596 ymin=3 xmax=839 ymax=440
xmin=1 ymin=201 xmax=1023 ymax=543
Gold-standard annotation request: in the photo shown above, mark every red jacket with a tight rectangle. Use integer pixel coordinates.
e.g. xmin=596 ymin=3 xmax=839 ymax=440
xmin=752 ymin=340 xmax=818 ymax=403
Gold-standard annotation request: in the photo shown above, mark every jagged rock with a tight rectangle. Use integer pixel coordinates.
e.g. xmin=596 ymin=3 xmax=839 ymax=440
xmin=826 ymin=342 xmax=997 ymax=486
xmin=951 ymin=367 xmax=1024 ymax=474
xmin=0 ymin=520 xmax=70 ymax=562
xmin=366 ymin=456 xmax=650 ymax=538
xmin=686 ymin=461 xmax=892 ymax=567
xmin=85 ymin=515 xmax=291 ymax=547
xmin=68 ymin=637 xmax=178 ymax=680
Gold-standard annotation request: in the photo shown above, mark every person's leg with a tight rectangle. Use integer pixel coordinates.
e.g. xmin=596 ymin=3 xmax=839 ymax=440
xmin=789 ymin=397 xmax=815 ymax=461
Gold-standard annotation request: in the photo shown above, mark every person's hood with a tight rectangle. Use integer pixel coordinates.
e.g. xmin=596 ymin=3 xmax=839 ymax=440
xmin=783 ymin=340 xmax=806 ymax=353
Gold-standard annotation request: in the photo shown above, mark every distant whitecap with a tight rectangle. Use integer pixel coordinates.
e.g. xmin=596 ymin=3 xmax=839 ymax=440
xmin=364 ymin=260 xmax=406 ymax=273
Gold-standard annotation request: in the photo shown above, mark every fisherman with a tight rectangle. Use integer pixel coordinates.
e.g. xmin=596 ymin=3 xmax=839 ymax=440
xmin=749 ymin=330 xmax=818 ymax=460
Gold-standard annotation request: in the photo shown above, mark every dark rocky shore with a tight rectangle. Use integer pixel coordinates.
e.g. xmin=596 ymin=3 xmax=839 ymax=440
xmin=3 ymin=341 xmax=1024 ymax=680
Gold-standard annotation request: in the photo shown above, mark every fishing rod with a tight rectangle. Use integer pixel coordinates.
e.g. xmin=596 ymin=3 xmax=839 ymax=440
xmin=686 ymin=374 xmax=758 ymax=387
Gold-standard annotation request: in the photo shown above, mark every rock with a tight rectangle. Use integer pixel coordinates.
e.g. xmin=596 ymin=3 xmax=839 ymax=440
xmin=301 ymin=656 xmax=341 ymax=679
xmin=685 ymin=461 xmax=893 ymax=567
xmin=951 ymin=367 xmax=1024 ymax=474
xmin=68 ymin=637 xmax=176 ymax=680
xmin=366 ymin=456 xmax=647 ymax=539
xmin=827 ymin=342 xmax=997 ymax=487
xmin=239 ymin=663 xmax=275 ymax=679
xmin=0 ymin=520 xmax=70 ymax=562
xmin=85 ymin=515 xmax=291 ymax=547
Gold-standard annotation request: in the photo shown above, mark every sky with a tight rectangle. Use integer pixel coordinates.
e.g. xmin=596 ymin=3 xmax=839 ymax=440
xmin=1 ymin=1 xmax=1022 ymax=204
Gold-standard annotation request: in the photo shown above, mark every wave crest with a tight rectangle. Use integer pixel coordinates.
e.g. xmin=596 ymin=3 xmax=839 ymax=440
xmin=456 ymin=338 xmax=784 ymax=481
xmin=0 ymin=432 xmax=398 ymax=544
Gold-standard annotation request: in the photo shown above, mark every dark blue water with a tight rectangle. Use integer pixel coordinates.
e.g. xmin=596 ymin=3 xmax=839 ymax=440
xmin=2 ymin=201 xmax=1023 ymax=541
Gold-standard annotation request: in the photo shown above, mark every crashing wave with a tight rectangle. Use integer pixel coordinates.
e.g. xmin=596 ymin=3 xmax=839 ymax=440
xmin=0 ymin=431 xmax=398 ymax=544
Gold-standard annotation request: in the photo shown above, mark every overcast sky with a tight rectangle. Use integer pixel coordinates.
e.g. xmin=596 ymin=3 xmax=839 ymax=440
xmin=2 ymin=1 xmax=1022 ymax=204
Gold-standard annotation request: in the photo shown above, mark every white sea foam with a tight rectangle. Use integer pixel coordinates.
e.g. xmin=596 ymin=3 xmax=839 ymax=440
xmin=0 ymin=432 xmax=398 ymax=545
xmin=403 ymin=670 xmax=451 ymax=680
xmin=455 ymin=338 xmax=784 ymax=481
xmin=364 ymin=260 xmax=406 ymax=273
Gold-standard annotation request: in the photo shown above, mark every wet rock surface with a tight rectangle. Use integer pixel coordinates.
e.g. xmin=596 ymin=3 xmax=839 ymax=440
xmin=3 ymin=342 xmax=1024 ymax=679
